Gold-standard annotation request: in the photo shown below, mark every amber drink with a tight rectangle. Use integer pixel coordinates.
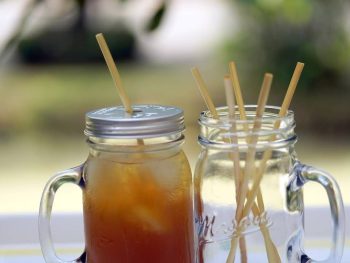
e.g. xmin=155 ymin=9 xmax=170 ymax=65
xmin=39 ymin=105 xmax=195 ymax=263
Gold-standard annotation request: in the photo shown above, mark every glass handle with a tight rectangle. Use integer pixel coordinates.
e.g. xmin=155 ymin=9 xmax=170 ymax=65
xmin=39 ymin=164 xmax=86 ymax=263
xmin=296 ymin=162 xmax=345 ymax=263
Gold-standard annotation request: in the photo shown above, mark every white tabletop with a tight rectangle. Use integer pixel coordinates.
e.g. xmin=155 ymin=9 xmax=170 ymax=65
xmin=1 ymin=248 xmax=350 ymax=263
xmin=0 ymin=208 xmax=349 ymax=262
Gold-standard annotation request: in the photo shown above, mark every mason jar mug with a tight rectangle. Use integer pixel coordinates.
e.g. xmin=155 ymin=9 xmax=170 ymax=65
xmin=194 ymin=106 xmax=345 ymax=263
xmin=39 ymin=105 xmax=195 ymax=263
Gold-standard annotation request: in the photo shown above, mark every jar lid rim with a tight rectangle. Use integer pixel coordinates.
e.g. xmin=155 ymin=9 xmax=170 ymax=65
xmin=85 ymin=104 xmax=185 ymax=138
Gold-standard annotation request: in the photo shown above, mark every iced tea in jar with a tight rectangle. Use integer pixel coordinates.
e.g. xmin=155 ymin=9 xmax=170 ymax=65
xmin=39 ymin=105 xmax=195 ymax=263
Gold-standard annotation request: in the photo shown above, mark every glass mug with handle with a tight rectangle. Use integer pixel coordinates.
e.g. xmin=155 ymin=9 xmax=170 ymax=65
xmin=39 ymin=105 xmax=195 ymax=263
xmin=194 ymin=106 xmax=345 ymax=263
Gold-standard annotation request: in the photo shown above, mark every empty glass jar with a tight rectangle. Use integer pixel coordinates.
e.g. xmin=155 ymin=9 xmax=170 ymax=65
xmin=194 ymin=106 xmax=345 ymax=263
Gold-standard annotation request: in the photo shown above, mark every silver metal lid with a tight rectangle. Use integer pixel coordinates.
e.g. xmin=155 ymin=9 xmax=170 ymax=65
xmin=84 ymin=105 xmax=185 ymax=138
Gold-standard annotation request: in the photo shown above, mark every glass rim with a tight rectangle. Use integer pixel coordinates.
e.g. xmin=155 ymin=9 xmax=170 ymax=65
xmin=199 ymin=105 xmax=294 ymax=125
xmin=198 ymin=105 xmax=297 ymax=149
xmin=198 ymin=134 xmax=298 ymax=150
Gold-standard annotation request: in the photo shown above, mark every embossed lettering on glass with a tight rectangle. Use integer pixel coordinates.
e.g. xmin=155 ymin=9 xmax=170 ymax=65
xmin=194 ymin=106 xmax=345 ymax=263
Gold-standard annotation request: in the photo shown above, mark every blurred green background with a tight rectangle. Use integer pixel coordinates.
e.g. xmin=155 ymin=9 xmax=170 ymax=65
xmin=0 ymin=0 xmax=349 ymax=213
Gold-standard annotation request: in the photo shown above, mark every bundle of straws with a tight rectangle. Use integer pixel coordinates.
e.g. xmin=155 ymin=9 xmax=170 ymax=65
xmin=192 ymin=61 xmax=304 ymax=263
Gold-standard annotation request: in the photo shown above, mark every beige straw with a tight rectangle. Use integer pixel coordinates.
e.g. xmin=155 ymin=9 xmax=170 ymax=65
xmin=191 ymin=67 xmax=219 ymax=119
xmin=226 ymin=73 xmax=273 ymax=263
xmin=243 ymin=62 xmax=304 ymax=218
xmin=96 ymin=33 xmax=145 ymax=146
xmin=191 ymin=69 xmax=249 ymax=262
xmin=224 ymin=75 xmax=248 ymax=263
xmin=228 ymin=61 xmax=266 ymax=210
xmin=236 ymin=73 xmax=273 ymax=218
xmin=227 ymin=65 xmax=281 ymax=262
xmin=96 ymin=33 xmax=133 ymax=113
xmin=237 ymin=64 xmax=303 ymax=263
xmin=229 ymin=61 xmax=247 ymax=123
xmin=224 ymin=75 xmax=242 ymax=191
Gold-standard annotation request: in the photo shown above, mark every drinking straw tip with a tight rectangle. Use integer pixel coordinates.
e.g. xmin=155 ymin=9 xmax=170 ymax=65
xmin=296 ymin=62 xmax=305 ymax=71
xmin=95 ymin=32 xmax=133 ymax=113
xmin=265 ymin=73 xmax=273 ymax=78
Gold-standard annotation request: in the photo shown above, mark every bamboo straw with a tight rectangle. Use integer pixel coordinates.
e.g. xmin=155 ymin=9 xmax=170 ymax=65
xmin=191 ymin=68 xmax=248 ymax=262
xmin=224 ymin=75 xmax=241 ymax=193
xmin=191 ymin=67 xmax=219 ymax=119
xmin=229 ymin=61 xmax=265 ymax=211
xmin=229 ymin=62 xmax=246 ymax=123
xmin=96 ymin=33 xmax=133 ymax=113
xmin=243 ymin=62 xmax=304 ymax=218
xmin=226 ymin=73 xmax=273 ymax=263
xmin=227 ymin=62 xmax=304 ymax=263
xmin=224 ymin=75 xmax=248 ymax=263
xmin=236 ymin=73 xmax=273 ymax=218
xmin=278 ymin=62 xmax=304 ymax=117
xmin=228 ymin=65 xmax=281 ymax=262
xmin=96 ymin=33 xmax=145 ymax=146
